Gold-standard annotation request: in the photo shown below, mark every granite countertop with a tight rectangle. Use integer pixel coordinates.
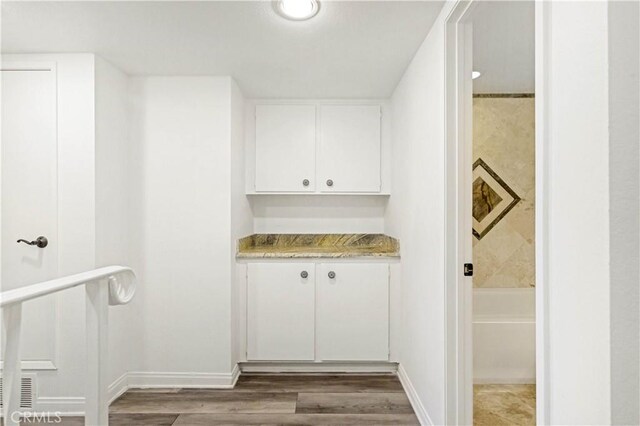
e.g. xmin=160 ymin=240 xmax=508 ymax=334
xmin=236 ymin=234 xmax=400 ymax=259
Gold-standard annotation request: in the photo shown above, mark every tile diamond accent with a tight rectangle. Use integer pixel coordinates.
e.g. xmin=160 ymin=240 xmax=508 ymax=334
xmin=473 ymin=177 xmax=503 ymax=222
xmin=472 ymin=159 xmax=521 ymax=240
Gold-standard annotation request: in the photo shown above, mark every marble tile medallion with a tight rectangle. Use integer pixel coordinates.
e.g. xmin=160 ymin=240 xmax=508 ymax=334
xmin=472 ymin=158 xmax=521 ymax=240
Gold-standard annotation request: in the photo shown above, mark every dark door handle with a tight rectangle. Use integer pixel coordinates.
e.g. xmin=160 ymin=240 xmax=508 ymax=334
xmin=464 ymin=263 xmax=473 ymax=277
xmin=17 ymin=236 xmax=48 ymax=248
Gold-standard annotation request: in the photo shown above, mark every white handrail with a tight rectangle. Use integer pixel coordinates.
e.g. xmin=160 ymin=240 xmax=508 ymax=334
xmin=1 ymin=266 xmax=136 ymax=426
xmin=0 ymin=266 xmax=135 ymax=308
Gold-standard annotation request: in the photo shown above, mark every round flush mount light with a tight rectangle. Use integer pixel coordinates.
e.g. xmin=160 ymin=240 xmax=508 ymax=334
xmin=276 ymin=0 xmax=320 ymax=21
xmin=472 ymin=71 xmax=482 ymax=80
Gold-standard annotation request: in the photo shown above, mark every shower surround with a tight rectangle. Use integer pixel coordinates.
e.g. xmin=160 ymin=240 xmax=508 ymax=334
xmin=472 ymin=96 xmax=535 ymax=289
xmin=472 ymin=95 xmax=536 ymax=385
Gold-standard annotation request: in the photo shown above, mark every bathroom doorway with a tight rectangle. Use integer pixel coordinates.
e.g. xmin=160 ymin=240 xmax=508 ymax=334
xmin=444 ymin=1 xmax=540 ymax=425
xmin=469 ymin=2 xmax=536 ymax=425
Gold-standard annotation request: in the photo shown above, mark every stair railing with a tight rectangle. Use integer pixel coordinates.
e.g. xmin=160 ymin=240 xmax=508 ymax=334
xmin=1 ymin=266 xmax=136 ymax=426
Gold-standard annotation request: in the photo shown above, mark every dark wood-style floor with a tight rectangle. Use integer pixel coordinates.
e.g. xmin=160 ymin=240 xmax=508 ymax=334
xmin=49 ymin=374 xmax=419 ymax=425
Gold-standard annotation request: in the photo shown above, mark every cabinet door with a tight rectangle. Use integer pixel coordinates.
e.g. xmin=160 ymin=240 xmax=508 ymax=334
xmin=318 ymin=105 xmax=381 ymax=193
xmin=247 ymin=263 xmax=315 ymax=360
xmin=255 ymin=105 xmax=316 ymax=192
xmin=317 ymin=263 xmax=389 ymax=361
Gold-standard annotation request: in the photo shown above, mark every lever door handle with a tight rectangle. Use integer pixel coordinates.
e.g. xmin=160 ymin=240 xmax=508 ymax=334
xmin=17 ymin=236 xmax=48 ymax=248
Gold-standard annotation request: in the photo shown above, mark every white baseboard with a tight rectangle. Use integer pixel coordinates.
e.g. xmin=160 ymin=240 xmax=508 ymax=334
xmin=397 ymin=364 xmax=433 ymax=426
xmin=108 ymin=372 xmax=130 ymax=403
xmin=230 ymin=363 xmax=241 ymax=386
xmin=115 ymin=365 xmax=240 ymax=393
xmin=239 ymin=362 xmax=398 ymax=373
xmin=125 ymin=367 xmax=239 ymax=389
xmin=34 ymin=397 xmax=85 ymax=417
xmin=33 ymin=365 xmax=241 ymax=416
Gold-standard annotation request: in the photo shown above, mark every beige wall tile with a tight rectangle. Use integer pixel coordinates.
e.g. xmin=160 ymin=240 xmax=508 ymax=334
xmin=472 ymin=97 xmax=535 ymax=288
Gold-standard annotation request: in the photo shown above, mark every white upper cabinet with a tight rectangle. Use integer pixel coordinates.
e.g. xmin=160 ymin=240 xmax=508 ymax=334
xmin=251 ymin=102 xmax=385 ymax=194
xmin=318 ymin=105 xmax=381 ymax=193
xmin=255 ymin=105 xmax=316 ymax=192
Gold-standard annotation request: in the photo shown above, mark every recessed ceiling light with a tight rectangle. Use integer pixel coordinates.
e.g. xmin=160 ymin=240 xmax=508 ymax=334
xmin=276 ymin=0 xmax=319 ymax=21
xmin=472 ymin=71 xmax=482 ymax=80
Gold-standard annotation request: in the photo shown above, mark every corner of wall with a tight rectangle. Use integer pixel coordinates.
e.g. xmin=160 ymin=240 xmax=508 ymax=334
xmin=230 ymin=78 xmax=252 ymax=369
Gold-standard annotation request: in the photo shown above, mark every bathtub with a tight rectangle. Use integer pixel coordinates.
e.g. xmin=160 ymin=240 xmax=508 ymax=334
xmin=473 ymin=288 xmax=536 ymax=384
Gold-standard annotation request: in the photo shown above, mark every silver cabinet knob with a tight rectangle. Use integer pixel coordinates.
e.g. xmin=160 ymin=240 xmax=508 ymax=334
xmin=328 ymin=271 xmax=336 ymax=279
xmin=326 ymin=179 xmax=334 ymax=187
xmin=300 ymin=271 xmax=309 ymax=279
xmin=303 ymin=179 xmax=310 ymax=187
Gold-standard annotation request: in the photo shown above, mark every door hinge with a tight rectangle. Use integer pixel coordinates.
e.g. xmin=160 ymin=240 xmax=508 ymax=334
xmin=464 ymin=263 xmax=473 ymax=277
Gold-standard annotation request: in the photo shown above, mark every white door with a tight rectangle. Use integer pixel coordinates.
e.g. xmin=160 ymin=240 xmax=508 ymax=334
xmin=255 ymin=105 xmax=316 ymax=192
xmin=318 ymin=105 xmax=381 ymax=193
xmin=317 ymin=263 xmax=389 ymax=361
xmin=247 ymin=263 xmax=315 ymax=361
xmin=1 ymin=63 xmax=59 ymax=369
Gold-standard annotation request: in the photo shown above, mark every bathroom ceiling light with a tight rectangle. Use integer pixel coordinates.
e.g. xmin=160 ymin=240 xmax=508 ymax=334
xmin=277 ymin=0 xmax=319 ymax=21
xmin=472 ymin=71 xmax=482 ymax=80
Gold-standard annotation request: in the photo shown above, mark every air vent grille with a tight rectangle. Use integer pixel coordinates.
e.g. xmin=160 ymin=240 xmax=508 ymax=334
xmin=0 ymin=375 xmax=35 ymax=409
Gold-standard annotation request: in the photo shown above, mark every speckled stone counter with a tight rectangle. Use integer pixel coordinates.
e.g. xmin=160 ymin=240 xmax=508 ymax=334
xmin=236 ymin=234 xmax=400 ymax=259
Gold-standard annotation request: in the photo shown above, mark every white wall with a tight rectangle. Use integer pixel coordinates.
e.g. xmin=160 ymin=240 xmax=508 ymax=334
xmin=544 ymin=2 xmax=611 ymax=423
xmin=386 ymin=1 xmax=638 ymax=424
xmin=45 ymin=53 xmax=96 ymax=412
xmin=94 ymin=56 xmax=141 ymax=388
xmin=251 ymin=195 xmax=387 ymax=234
xmin=385 ymin=4 xmax=452 ymax=423
xmin=129 ymin=76 xmax=237 ymax=377
xmin=541 ymin=3 xmax=640 ymax=423
xmin=2 ymin=59 xmax=247 ymax=407
xmin=607 ymin=1 xmax=639 ymax=424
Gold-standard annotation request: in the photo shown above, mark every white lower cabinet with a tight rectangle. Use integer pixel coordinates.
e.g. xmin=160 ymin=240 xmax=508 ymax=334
xmin=317 ymin=263 xmax=389 ymax=361
xmin=246 ymin=262 xmax=390 ymax=362
xmin=247 ymin=263 xmax=315 ymax=361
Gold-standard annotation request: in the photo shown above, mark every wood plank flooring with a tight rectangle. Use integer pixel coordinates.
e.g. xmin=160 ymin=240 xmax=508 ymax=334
xmin=48 ymin=374 xmax=419 ymax=426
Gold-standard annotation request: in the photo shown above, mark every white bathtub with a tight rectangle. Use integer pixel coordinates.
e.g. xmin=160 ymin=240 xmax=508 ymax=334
xmin=473 ymin=288 xmax=536 ymax=384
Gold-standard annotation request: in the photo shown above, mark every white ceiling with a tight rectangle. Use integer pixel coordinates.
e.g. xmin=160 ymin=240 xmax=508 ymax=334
xmin=472 ymin=1 xmax=535 ymax=94
xmin=1 ymin=1 xmax=444 ymax=98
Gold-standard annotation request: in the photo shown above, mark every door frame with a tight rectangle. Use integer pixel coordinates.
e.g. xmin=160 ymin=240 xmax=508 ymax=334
xmin=444 ymin=2 xmax=475 ymax=424
xmin=443 ymin=1 xmax=549 ymax=424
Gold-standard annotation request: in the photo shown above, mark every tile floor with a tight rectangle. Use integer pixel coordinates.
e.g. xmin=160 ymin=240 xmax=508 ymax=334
xmin=473 ymin=384 xmax=536 ymax=426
